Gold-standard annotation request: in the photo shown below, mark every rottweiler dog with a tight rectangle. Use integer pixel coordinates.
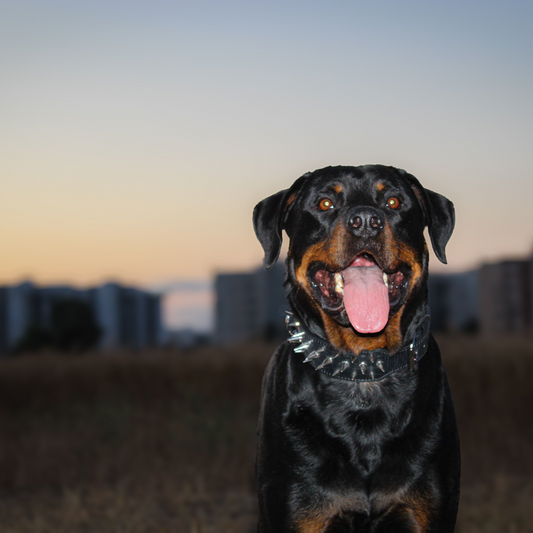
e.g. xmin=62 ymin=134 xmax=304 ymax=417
xmin=253 ymin=165 xmax=460 ymax=532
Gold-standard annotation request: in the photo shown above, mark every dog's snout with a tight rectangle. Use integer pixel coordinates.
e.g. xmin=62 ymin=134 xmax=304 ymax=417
xmin=347 ymin=207 xmax=384 ymax=237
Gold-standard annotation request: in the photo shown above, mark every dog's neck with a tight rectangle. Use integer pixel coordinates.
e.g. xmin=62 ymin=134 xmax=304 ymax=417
xmin=285 ymin=309 xmax=431 ymax=382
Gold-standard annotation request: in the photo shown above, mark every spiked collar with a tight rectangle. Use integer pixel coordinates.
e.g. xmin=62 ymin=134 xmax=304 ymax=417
xmin=285 ymin=310 xmax=431 ymax=382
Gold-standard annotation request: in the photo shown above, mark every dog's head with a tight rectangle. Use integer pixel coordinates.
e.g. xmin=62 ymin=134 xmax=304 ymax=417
xmin=253 ymin=165 xmax=454 ymax=354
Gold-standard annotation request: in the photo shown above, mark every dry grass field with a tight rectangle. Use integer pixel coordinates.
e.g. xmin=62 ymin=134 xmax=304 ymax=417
xmin=0 ymin=336 xmax=532 ymax=532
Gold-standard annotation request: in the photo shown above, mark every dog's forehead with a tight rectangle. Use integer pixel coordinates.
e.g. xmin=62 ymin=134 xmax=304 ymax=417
xmin=300 ymin=165 xmax=406 ymax=195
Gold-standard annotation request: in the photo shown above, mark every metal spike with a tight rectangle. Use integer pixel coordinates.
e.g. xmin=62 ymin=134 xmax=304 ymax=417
xmin=370 ymin=369 xmax=375 ymax=380
xmin=303 ymin=350 xmax=321 ymax=363
xmin=351 ymin=368 xmax=359 ymax=380
xmin=340 ymin=359 xmax=350 ymax=372
xmin=285 ymin=310 xmax=294 ymax=316
xmin=294 ymin=341 xmax=313 ymax=353
xmin=287 ymin=320 xmax=301 ymax=328
xmin=351 ymin=353 xmax=358 ymax=363
xmin=288 ymin=331 xmax=306 ymax=344
xmin=332 ymin=360 xmax=350 ymax=376
xmin=376 ymin=360 xmax=385 ymax=373
xmin=316 ymin=357 xmax=333 ymax=370
xmin=301 ymin=345 xmax=325 ymax=359
xmin=359 ymin=361 xmax=367 ymax=375
xmin=369 ymin=353 xmax=375 ymax=364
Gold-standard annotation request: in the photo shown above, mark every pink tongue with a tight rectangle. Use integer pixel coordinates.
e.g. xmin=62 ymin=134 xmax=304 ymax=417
xmin=343 ymin=266 xmax=389 ymax=333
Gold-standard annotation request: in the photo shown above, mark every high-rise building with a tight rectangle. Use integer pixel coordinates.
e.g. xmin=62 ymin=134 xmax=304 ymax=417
xmin=215 ymin=263 xmax=287 ymax=345
xmin=429 ymin=271 xmax=479 ymax=332
xmin=479 ymin=260 xmax=531 ymax=334
xmin=0 ymin=281 xmax=164 ymax=354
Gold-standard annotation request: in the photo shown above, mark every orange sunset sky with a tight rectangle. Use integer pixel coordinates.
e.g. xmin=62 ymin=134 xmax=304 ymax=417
xmin=2 ymin=1 xmax=533 ymax=330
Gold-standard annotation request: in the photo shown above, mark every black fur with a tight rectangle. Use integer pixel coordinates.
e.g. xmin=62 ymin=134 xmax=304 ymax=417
xmin=253 ymin=165 xmax=460 ymax=532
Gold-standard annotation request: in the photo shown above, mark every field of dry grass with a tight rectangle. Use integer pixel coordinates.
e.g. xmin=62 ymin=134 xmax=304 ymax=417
xmin=0 ymin=336 xmax=532 ymax=532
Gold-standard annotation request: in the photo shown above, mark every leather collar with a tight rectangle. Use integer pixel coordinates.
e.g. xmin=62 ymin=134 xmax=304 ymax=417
xmin=285 ymin=311 xmax=431 ymax=382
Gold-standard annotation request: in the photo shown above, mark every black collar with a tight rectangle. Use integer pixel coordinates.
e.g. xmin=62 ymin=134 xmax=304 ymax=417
xmin=285 ymin=311 xmax=431 ymax=382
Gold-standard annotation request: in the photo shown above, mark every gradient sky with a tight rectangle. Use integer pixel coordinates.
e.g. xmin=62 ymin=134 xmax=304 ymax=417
xmin=1 ymin=1 xmax=532 ymax=329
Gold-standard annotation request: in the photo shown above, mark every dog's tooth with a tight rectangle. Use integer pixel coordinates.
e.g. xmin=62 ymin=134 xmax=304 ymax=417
xmin=382 ymin=272 xmax=389 ymax=288
xmin=334 ymin=272 xmax=344 ymax=295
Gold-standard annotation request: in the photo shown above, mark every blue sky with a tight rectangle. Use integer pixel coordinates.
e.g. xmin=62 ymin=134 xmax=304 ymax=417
xmin=1 ymin=1 xmax=532 ymax=330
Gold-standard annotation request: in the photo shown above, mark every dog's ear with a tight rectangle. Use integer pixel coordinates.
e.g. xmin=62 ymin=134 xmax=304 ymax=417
xmin=422 ymin=188 xmax=455 ymax=264
xmin=253 ymin=174 xmax=308 ymax=269
xmin=400 ymin=171 xmax=455 ymax=264
xmin=253 ymin=188 xmax=293 ymax=269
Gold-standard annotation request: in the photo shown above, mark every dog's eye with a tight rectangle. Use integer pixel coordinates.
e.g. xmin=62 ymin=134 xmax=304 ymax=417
xmin=386 ymin=197 xmax=401 ymax=210
xmin=318 ymin=198 xmax=334 ymax=211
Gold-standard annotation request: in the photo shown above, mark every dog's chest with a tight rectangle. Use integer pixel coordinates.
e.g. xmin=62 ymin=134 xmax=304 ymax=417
xmin=284 ymin=371 xmax=418 ymax=478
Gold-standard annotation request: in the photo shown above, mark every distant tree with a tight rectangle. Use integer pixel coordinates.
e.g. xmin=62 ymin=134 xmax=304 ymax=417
xmin=461 ymin=318 xmax=479 ymax=335
xmin=13 ymin=298 xmax=101 ymax=355
xmin=13 ymin=325 xmax=52 ymax=354
xmin=51 ymin=298 xmax=101 ymax=352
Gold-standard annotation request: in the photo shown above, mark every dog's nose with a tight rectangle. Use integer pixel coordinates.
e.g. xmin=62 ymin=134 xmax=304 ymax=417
xmin=347 ymin=207 xmax=384 ymax=237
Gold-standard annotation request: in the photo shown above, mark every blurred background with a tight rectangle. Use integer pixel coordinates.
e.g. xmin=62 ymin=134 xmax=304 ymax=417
xmin=1 ymin=1 xmax=532 ymax=531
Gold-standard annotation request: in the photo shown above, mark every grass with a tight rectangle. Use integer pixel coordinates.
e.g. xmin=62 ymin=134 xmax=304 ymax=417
xmin=439 ymin=335 xmax=533 ymax=533
xmin=0 ymin=337 xmax=532 ymax=532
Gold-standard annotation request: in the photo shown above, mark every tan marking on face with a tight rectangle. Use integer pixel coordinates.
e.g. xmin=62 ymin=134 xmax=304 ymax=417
xmin=376 ymin=182 xmax=386 ymax=192
xmin=295 ymin=241 xmax=328 ymax=290
xmin=322 ymin=315 xmax=390 ymax=353
xmin=286 ymin=192 xmax=298 ymax=207
xmin=333 ymin=184 xmax=343 ymax=194
xmin=294 ymin=222 xmax=350 ymax=288
xmin=293 ymin=218 xmax=425 ymax=355
xmin=323 ymin=220 xmax=422 ymax=354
